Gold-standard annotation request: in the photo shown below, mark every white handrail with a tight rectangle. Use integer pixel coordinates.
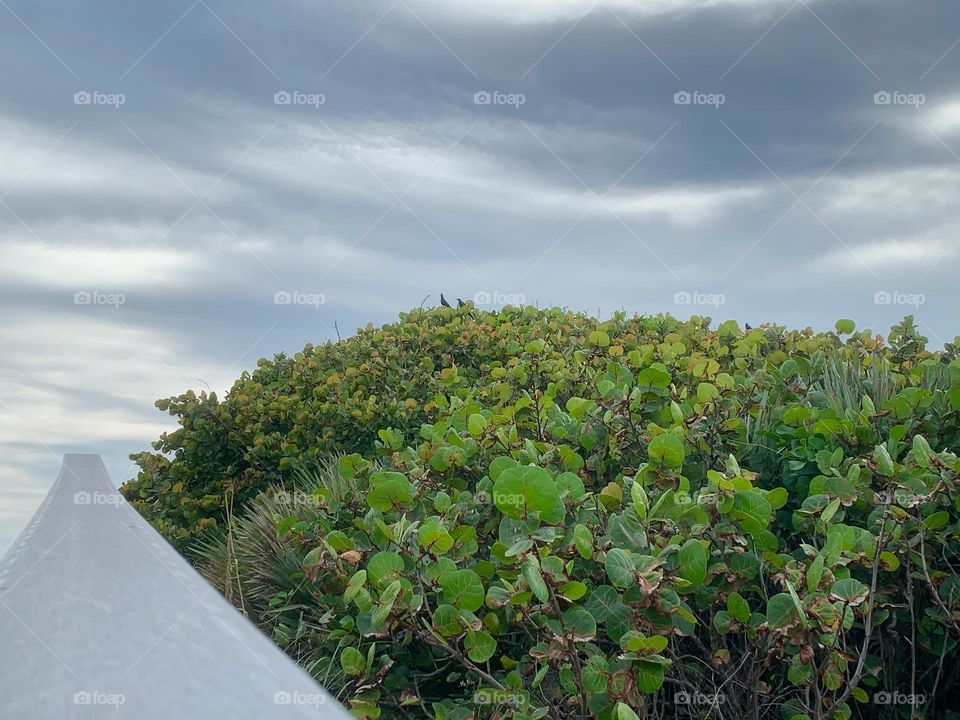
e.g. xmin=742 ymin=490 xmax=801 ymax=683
xmin=0 ymin=454 xmax=350 ymax=718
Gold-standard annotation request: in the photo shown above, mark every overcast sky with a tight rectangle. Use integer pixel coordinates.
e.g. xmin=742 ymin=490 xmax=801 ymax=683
xmin=2 ymin=0 xmax=959 ymax=555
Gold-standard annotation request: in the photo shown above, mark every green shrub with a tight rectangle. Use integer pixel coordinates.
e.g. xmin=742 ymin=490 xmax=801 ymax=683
xmin=124 ymin=307 xmax=960 ymax=719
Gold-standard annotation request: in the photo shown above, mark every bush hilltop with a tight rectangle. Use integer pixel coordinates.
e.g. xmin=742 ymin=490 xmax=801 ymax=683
xmin=123 ymin=307 xmax=960 ymax=719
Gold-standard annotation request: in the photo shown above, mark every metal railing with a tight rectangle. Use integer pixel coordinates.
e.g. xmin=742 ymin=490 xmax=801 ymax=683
xmin=0 ymin=454 xmax=350 ymax=718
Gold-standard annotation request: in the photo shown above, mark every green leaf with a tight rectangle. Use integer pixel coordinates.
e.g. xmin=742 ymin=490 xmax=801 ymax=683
xmin=830 ymin=578 xmax=869 ymax=606
xmin=433 ymin=604 xmax=462 ymax=636
xmin=729 ymin=491 xmax=772 ymax=536
xmin=582 ymin=655 xmax=609 ymax=693
xmin=522 ymin=556 xmax=549 ymax=603
xmin=835 ymin=319 xmax=855 ymax=335
xmin=677 ymin=539 xmax=707 ymax=588
xmin=367 ymin=551 xmax=405 ymax=588
xmin=493 ymin=465 xmax=559 ymax=519
xmin=585 ymin=586 xmax=630 ymax=625
xmin=727 ymin=592 xmax=750 ymax=623
xmin=766 ymin=487 xmax=788 ymax=510
xmin=807 ymin=555 xmax=825 ymax=593
xmin=879 ymin=551 xmax=900 ymax=571
xmin=696 ymin=382 xmax=720 ymax=403
xmin=636 ymin=658 xmax=669 ymax=692
xmin=371 ymin=580 xmax=401 ymax=627
xmin=630 ymin=480 xmax=648 ymax=519
xmin=873 ymin=445 xmax=894 ymax=477
xmin=467 ymin=413 xmax=488 ymax=437
xmin=616 ymin=703 xmax=641 ymax=720
xmin=766 ymin=593 xmax=800 ymax=629
xmin=418 ymin=519 xmax=454 ymax=555
xmin=923 ymin=510 xmax=950 ymax=530
xmin=367 ymin=471 xmax=414 ymax=511
xmin=821 ymin=498 xmax=841 ymax=524
xmin=572 ymin=524 xmax=593 ymax=559
xmin=340 ymin=647 xmax=366 ymax=676
xmin=442 ymin=569 xmax=485 ymax=612
xmin=588 ymin=330 xmax=611 ymax=347
xmin=637 ymin=365 xmax=671 ymax=389
xmin=647 ymin=434 xmax=685 ymax=468
xmin=562 ymin=606 xmax=597 ymax=641
xmin=605 ymin=548 xmax=635 ymax=588
xmin=558 ymin=580 xmax=588 ymax=601
xmin=464 ymin=630 xmax=497 ymax=663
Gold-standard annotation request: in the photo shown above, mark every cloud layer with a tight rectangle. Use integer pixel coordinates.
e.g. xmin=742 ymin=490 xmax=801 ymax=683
xmin=2 ymin=0 xmax=959 ymax=552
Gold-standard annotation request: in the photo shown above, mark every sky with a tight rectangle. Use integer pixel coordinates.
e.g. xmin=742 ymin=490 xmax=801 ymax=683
xmin=1 ymin=0 xmax=959 ymax=555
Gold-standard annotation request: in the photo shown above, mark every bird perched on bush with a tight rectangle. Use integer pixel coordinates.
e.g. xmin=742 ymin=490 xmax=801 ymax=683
xmin=457 ymin=298 xmax=466 ymax=307
xmin=440 ymin=294 xmax=452 ymax=308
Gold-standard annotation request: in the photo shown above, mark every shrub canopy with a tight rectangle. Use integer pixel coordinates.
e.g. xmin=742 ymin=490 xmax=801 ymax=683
xmin=123 ymin=307 xmax=960 ymax=719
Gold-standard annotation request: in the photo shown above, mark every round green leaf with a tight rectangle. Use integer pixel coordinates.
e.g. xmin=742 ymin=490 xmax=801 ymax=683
xmin=766 ymin=592 xmax=800 ymax=629
xmin=464 ymin=630 xmax=497 ymax=663
xmin=492 ymin=465 xmax=559 ymax=519
xmin=605 ymin=548 xmax=635 ymax=588
xmin=442 ymin=569 xmax=485 ymax=612
xmin=367 ymin=471 xmax=414 ymax=512
xmin=367 ymin=551 xmax=405 ymax=588
xmin=647 ymin=434 xmax=685 ymax=468
xmin=340 ymin=647 xmax=365 ymax=676
xmin=677 ymin=539 xmax=707 ymax=588
xmin=562 ymin=605 xmax=597 ymax=641
xmin=433 ymin=604 xmax=462 ymax=636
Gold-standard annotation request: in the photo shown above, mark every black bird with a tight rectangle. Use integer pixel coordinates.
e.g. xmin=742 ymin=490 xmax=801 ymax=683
xmin=457 ymin=298 xmax=466 ymax=307
xmin=440 ymin=293 xmax=452 ymax=308
xmin=745 ymin=322 xmax=753 ymax=330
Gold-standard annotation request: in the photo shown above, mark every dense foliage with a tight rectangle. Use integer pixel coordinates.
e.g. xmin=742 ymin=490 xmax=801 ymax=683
xmin=123 ymin=307 xmax=960 ymax=720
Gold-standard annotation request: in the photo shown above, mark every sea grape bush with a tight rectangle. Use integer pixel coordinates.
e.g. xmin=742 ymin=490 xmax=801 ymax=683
xmin=123 ymin=307 xmax=960 ymax=719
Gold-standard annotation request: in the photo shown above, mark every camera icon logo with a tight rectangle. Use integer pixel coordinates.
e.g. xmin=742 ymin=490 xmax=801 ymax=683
xmin=874 ymin=91 xmax=892 ymax=105
xmin=274 ymin=91 xmax=292 ymax=105
xmin=74 ymin=290 xmax=92 ymax=305
xmin=273 ymin=691 xmax=292 ymax=705
xmin=74 ymin=91 xmax=92 ymax=105
xmin=874 ymin=691 xmax=892 ymax=705
xmin=873 ymin=290 xmax=892 ymax=305
xmin=274 ymin=290 xmax=292 ymax=305
xmin=474 ymin=290 xmax=491 ymax=304
xmin=674 ymin=91 xmax=692 ymax=105
xmin=674 ymin=691 xmax=692 ymax=705
xmin=73 ymin=691 xmax=92 ymax=704
xmin=673 ymin=290 xmax=692 ymax=305
xmin=74 ymin=491 xmax=92 ymax=505
xmin=474 ymin=91 xmax=492 ymax=105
